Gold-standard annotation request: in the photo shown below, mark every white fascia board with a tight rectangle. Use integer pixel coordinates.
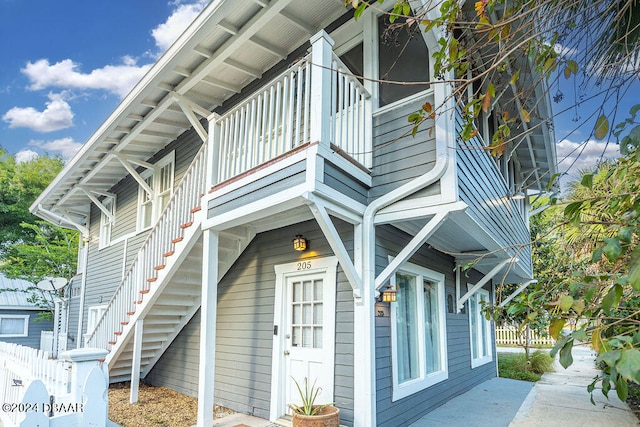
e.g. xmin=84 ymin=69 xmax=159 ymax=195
xmin=30 ymin=0 xmax=237 ymax=214
xmin=202 ymin=184 xmax=309 ymax=231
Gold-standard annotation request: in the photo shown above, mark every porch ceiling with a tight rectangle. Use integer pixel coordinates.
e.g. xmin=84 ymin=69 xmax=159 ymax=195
xmin=395 ymin=212 xmax=531 ymax=283
xmin=30 ymin=0 xmax=349 ymax=229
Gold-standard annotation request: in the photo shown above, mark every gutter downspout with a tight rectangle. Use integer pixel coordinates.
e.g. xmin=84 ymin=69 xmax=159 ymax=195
xmin=354 ymin=83 xmax=455 ymax=426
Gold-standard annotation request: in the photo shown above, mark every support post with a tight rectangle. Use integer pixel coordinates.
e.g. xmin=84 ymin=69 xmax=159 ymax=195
xmin=62 ymin=348 xmax=109 ymax=403
xmin=130 ymin=319 xmax=144 ymax=403
xmin=197 ymin=230 xmax=219 ymax=427
xmin=309 ymin=30 xmax=334 ymax=146
xmin=207 ymin=113 xmax=221 ymax=190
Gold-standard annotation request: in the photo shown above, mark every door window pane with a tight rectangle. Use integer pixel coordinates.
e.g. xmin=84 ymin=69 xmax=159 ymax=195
xmin=291 ymin=278 xmax=323 ymax=349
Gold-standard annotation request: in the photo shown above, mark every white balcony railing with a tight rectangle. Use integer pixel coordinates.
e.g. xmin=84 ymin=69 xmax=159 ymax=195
xmin=212 ymin=31 xmax=371 ymax=185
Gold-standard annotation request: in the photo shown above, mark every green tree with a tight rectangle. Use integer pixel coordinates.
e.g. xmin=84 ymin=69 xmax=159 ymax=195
xmin=0 ymin=148 xmax=78 ymax=313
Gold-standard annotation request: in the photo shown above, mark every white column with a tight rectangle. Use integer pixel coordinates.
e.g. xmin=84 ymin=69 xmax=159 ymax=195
xmin=353 ymin=224 xmax=376 ymax=426
xmin=309 ymin=30 xmax=334 ymax=146
xmin=130 ymin=319 xmax=144 ymax=403
xmin=197 ymin=229 xmax=219 ymax=426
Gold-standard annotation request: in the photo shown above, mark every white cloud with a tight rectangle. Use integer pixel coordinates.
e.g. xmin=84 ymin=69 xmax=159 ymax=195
xmin=22 ymin=58 xmax=152 ymax=98
xmin=29 ymin=137 xmax=83 ymax=161
xmin=15 ymin=149 xmax=39 ymax=163
xmin=2 ymin=93 xmax=74 ymax=132
xmin=151 ymin=1 xmax=208 ymax=53
xmin=556 ymin=138 xmax=620 ymax=188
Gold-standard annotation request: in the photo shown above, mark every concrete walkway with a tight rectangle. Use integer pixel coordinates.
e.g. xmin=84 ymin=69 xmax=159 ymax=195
xmin=510 ymin=346 xmax=638 ymax=426
xmin=208 ymin=346 xmax=638 ymax=427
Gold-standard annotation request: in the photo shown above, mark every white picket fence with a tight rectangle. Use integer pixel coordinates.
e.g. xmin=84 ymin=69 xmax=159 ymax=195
xmin=0 ymin=342 xmax=108 ymax=427
xmin=496 ymin=325 xmax=555 ymax=347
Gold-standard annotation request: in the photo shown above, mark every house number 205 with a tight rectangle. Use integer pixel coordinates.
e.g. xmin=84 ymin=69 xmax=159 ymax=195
xmin=297 ymin=261 xmax=311 ymax=270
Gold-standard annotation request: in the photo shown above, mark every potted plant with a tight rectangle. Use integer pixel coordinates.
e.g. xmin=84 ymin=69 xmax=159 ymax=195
xmin=289 ymin=377 xmax=340 ymax=427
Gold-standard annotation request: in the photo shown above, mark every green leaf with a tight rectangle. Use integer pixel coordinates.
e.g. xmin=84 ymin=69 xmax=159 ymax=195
xmin=403 ymin=3 xmax=411 ymax=16
xmin=598 ymin=349 xmax=622 ymax=367
xmin=616 ymin=376 xmax=628 ymax=401
xmin=601 ymin=284 xmax=623 ymax=314
xmin=594 ymin=115 xmax=609 ymax=140
xmin=617 ymin=349 xmax=640 ymax=383
xmin=559 ymin=295 xmax=573 ymax=312
xmin=549 ymin=318 xmax=565 ymax=339
xmin=353 ymin=3 xmax=367 ymax=19
xmin=629 ymin=246 xmax=640 ymax=291
xmin=559 ymin=338 xmax=574 ymax=368
xmin=571 ymin=300 xmax=585 ymax=315
xmin=602 ymin=377 xmax=611 ymax=397
xmin=580 ymin=173 xmax=593 ymax=189
xmin=510 ymin=70 xmax=520 ymax=85
xmin=567 ymin=60 xmax=578 ymax=73
xmin=602 ymin=238 xmax=622 ymax=262
xmin=563 ymin=67 xmax=571 ymax=79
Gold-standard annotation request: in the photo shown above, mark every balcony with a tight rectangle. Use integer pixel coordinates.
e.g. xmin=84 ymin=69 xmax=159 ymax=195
xmin=208 ymin=31 xmax=371 ymax=188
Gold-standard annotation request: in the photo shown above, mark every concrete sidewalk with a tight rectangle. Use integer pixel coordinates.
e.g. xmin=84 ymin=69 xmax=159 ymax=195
xmin=510 ymin=345 xmax=639 ymax=426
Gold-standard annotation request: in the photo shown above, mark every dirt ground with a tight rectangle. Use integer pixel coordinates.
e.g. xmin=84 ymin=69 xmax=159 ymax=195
xmin=109 ymin=382 xmax=235 ymax=427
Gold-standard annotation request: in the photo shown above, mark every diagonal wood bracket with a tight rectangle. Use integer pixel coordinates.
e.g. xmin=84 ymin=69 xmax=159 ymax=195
xmin=306 ymin=195 xmax=362 ymax=298
xmin=457 ymin=257 xmax=515 ymax=310
xmin=374 ymin=210 xmax=451 ymax=291
xmin=78 ymin=186 xmax=115 ymax=222
xmin=172 ymin=92 xmax=209 ymax=144
xmin=111 ymin=153 xmax=155 ymax=196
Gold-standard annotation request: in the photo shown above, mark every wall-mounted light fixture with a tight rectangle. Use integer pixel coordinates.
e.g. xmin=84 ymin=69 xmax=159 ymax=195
xmin=381 ymin=285 xmax=397 ymax=303
xmin=293 ymin=235 xmax=307 ymax=251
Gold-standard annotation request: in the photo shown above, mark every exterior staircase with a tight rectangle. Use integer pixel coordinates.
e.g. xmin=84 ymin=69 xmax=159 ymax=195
xmin=85 ymin=143 xmax=255 ymax=382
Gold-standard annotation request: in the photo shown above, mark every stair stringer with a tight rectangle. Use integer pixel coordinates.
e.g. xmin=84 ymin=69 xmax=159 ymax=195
xmin=105 ymin=209 xmax=205 ymax=371
xmin=139 ymin=227 xmax=257 ymax=378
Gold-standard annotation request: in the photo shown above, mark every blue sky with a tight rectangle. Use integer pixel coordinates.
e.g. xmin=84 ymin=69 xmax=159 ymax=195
xmin=0 ymin=0 xmax=637 ymax=190
xmin=0 ymin=0 xmax=208 ymax=161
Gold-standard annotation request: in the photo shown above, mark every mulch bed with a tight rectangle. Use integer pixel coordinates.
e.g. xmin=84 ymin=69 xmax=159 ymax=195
xmin=109 ymin=382 xmax=235 ymax=426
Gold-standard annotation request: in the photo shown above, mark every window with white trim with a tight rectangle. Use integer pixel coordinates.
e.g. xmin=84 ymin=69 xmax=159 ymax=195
xmin=99 ymin=196 xmax=115 ymax=249
xmin=391 ymin=262 xmax=447 ymax=401
xmin=0 ymin=315 xmax=29 ymax=337
xmin=468 ymin=285 xmax=493 ymax=368
xmin=137 ymin=152 xmax=175 ymax=231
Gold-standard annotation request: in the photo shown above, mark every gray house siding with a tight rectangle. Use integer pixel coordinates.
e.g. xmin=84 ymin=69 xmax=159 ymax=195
xmin=323 ymin=161 xmax=369 ymax=205
xmin=147 ymin=219 xmax=355 ymax=425
xmin=0 ymin=309 xmax=52 ymax=349
xmin=456 ymin=125 xmax=532 ymax=275
xmin=374 ymin=225 xmax=496 ymax=427
xmin=207 ymin=161 xmax=306 ymax=218
xmin=371 ymin=97 xmax=439 ymax=201
xmin=80 ymin=129 xmax=204 ymax=339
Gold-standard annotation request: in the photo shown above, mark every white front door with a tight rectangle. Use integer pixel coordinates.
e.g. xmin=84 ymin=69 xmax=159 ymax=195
xmin=271 ymin=257 xmax=337 ymax=420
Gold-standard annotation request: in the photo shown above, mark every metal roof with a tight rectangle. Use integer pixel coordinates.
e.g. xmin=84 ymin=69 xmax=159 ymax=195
xmin=0 ymin=275 xmax=59 ymax=310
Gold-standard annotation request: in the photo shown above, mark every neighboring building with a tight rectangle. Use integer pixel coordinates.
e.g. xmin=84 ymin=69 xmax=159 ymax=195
xmin=30 ymin=1 xmax=556 ymax=426
xmin=0 ymin=276 xmax=54 ymax=350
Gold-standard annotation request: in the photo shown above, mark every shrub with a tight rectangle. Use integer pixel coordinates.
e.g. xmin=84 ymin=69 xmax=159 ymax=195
xmin=498 ymin=351 xmax=554 ymax=382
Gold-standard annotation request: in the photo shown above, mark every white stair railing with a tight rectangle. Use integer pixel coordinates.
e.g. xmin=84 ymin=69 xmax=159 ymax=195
xmin=85 ymin=142 xmax=208 ymax=350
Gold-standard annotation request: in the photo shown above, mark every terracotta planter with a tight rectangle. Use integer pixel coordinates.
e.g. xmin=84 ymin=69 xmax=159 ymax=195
xmin=292 ymin=406 xmax=340 ymax=427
